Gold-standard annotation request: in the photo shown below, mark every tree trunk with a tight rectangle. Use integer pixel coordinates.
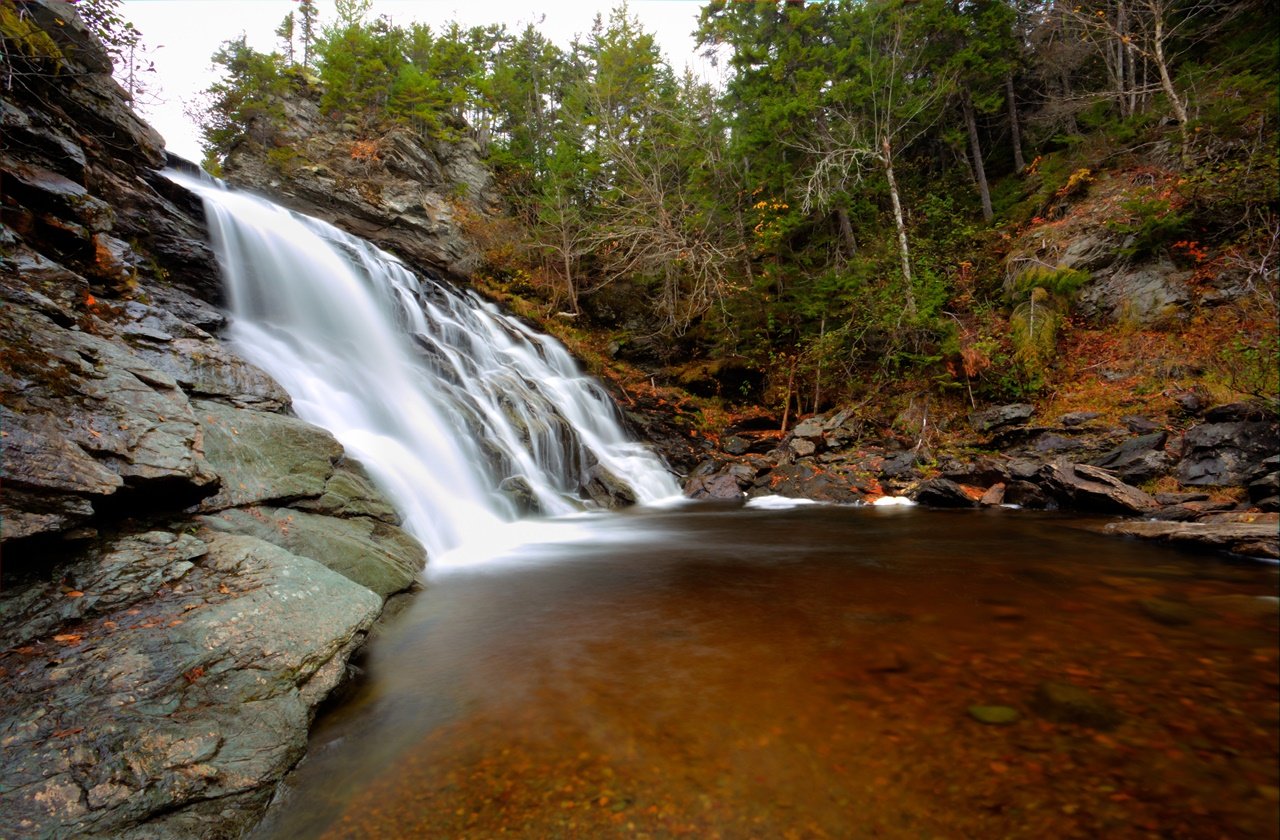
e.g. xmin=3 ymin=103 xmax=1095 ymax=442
xmin=881 ymin=137 xmax=916 ymax=318
xmin=1151 ymin=10 xmax=1191 ymax=166
xmin=835 ymin=207 xmax=858 ymax=262
xmin=962 ymin=88 xmax=994 ymax=222
xmin=1060 ymin=70 xmax=1079 ymax=134
xmin=1005 ymin=74 xmax=1026 ymax=174
xmin=1115 ymin=0 xmax=1131 ymax=116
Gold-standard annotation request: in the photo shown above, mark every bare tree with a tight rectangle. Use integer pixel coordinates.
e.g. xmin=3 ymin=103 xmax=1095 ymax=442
xmin=796 ymin=4 xmax=953 ymax=318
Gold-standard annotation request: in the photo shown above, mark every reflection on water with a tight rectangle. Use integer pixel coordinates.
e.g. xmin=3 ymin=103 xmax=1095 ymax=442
xmin=253 ymin=507 xmax=1279 ymax=839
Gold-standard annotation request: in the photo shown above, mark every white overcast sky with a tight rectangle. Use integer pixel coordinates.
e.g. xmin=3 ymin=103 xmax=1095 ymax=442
xmin=119 ymin=0 xmax=721 ymax=162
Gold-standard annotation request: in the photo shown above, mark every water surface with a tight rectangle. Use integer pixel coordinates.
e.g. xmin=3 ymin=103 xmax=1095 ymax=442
xmin=254 ymin=506 xmax=1279 ymax=839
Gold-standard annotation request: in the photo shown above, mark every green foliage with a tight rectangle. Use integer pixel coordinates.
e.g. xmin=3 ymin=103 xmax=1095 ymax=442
xmin=1107 ymin=197 xmax=1191 ymax=259
xmin=1 ymin=2 xmax=63 ymax=64
xmin=1213 ymin=330 xmax=1280 ymax=411
xmin=1010 ymin=266 xmax=1090 ymax=301
xmin=199 ymin=38 xmax=290 ymax=162
xmin=184 ymin=0 xmax=1277 ymax=407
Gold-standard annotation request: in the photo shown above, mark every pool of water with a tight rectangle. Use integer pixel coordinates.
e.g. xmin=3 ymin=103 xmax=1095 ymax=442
xmin=251 ymin=505 xmax=1279 ymax=839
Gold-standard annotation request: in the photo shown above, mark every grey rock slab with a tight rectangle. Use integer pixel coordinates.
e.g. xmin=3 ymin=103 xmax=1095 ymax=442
xmin=200 ymin=506 xmax=424 ymax=598
xmin=291 ymin=458 xmax=401 ymax=523
xmin=194 ymin=400 xmax=343 ymax=511
xmin=0 ymin=405 xmax=123 ymax=496
xmin=971 ymin=403 xmax=1034 ymax=433
xmin=0 ymin=530 xmax=380 ymax=840
xmin=1105 ymin=520 xmax=1279 ymax=560
xmin=131 ymin=337 xmax=291 ymax=411
xmin=0 ymin=530 xmax=208 ymax=652
xmin=1078 ymin=258 xmax=1192 ymax=326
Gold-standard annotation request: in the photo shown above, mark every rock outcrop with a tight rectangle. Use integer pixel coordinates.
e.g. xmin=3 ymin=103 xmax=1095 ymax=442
xmin=219 ymin=82 xmax=497 ymax=282
xmin=1 ymin=4 xmax=425 ymax=836
xmin=683 ymin=400 xmax=1279 ymax=560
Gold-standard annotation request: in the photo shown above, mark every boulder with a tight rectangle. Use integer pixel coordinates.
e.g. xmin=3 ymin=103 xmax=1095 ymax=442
xmin=1002 ymin=479 xmax=1055 ymax=509
xmin=1177 ymin=420 xmax=1280 ymax=486
xmin=685 ymin=471 xmax=745 ymax=500
xmin=194 ymin=400 xmax=343 ymax=511
xmin=970 ymin=403 xmax=1034 ymax=433
xmin=583 ymin=462 xmax=638 ymax=509
xmin=914 ymin=478 xmax=982 ymax=508
xmin=1246 ymin=455 xmax=1280 ymax=511
xmin=941 ymin=456 xmax=1011 ymax=487
xmin=1037 ymin=459 xmax=1158 ymax=514
xmin=1089 ymin=432 xmax=1172 ymax=484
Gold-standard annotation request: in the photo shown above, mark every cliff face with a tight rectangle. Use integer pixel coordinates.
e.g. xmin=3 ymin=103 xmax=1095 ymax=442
xmin=220 ymin=82 xmax=498 ymax=282
xmin=1 ymin=4 xmax=424 ymax=836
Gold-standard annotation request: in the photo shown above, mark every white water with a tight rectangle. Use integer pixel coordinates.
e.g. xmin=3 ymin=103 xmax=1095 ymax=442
xmin=168 ymin=171 xmax=678 ymax=559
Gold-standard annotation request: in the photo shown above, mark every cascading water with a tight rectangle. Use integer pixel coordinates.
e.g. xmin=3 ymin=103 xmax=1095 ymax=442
xmin=168 ymin=171 xmax=678 ymax=559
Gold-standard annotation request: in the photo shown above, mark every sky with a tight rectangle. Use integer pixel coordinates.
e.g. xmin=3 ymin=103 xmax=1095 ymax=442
xmin=119 ymin=0 xmax=721 ymax=163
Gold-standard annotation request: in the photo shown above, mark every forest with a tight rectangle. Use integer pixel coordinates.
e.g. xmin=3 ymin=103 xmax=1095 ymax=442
xmin=194 ymin=0 xmax=1277 ymax=425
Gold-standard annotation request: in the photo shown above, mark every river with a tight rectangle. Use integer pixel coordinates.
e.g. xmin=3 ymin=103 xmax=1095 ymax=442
xmin=251 ymin=504 xmax=1279 ymax=839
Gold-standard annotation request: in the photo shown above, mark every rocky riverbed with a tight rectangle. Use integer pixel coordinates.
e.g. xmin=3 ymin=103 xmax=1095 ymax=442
xmin=683 ymin=400 xmax=1279 ymax=560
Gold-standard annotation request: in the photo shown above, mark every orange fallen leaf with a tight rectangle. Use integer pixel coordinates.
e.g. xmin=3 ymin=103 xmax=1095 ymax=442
xmin=53 ymin=634 xmax=82 ymax=644
xmin=65 ymin=591 xmax=84 ymax=598
xmin=53 ymin=727 xmax=84 ymax=738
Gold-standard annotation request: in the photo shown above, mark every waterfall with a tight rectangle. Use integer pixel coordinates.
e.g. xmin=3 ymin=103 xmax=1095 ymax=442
xmin=167 ymin=172 xmax=678 ymax=559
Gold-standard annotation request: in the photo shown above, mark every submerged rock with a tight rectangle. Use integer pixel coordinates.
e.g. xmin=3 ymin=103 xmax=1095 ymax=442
xmin=1031 ymin=682 xmax=1123 ymax=730
xmin=968 ymin=705 xmax=1021 ymax=726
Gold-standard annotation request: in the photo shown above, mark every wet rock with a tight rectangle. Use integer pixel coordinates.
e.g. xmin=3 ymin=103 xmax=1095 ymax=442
xmin=722 ymin=435 xmax=751 ymax=455
xmin=1037 ymin=459 xmax=1157 ymax=514
xmin=1031 ymin=682 xmax=1123 ymax=730
xmin=584 ymin=462 xmax=638 ymax=509
xmin=1177 ymin=420 xmax=1279 ymax=487
xmin=971 ymin=403 xmax=1035 ymax=433
xmin=195 ymin=400 xmax=342 ymax=511
xmin=497 ymin=475 xmax=540 ymax=515
xmin=1137 ymin=597 xmax=1201 ymax=627
xmin=914 ymin=478 xmax=981 ymax=508
xmin=0 ymin=406 xmax=124 ymax=498
xmin=1147 ymin=500 xmax=1238 ymax=522
xmin=685 ymin=472 xmax=745 ymax=500
xmin=128 ymin=334 xmax=291 ymax=411
xmin=1089 ymin=432 xmax=1172 ymax=484
xmin=969 ymin=705 xmax=1021 ymax=726
xmin=1105 ymin=520 xmax=1279 ymax=560
xmin=979 ymin=483 xmax=1007 ymax=506
xmin=1002 ymin=480 xmax=1055 ymax=509
xmin=200 ymin=507 xmax=424 ymax=598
